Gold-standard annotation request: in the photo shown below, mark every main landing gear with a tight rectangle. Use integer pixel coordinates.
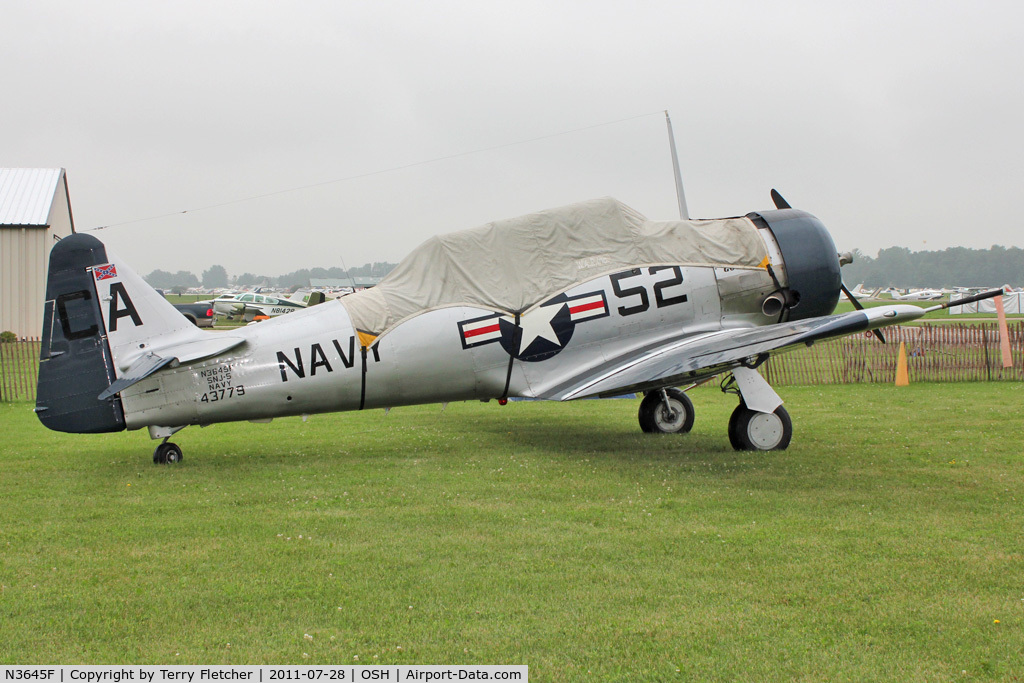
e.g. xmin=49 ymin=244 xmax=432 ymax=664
xmin=728 ymin=403 xmax=792 ymax=451
xmin=638 ymin=388 xmax=695 ymax=434
xmin=640 ymin=366 xmax=793 ymax=451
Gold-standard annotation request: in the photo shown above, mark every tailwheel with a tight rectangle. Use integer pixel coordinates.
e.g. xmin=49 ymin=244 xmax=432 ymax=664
xmin=728 ymin=404 xmax=792 ymax=451
xmin=153 ymin=442 xmax=184 ymax=464
xmin=638 ymin=388 xmax=695 ymax=434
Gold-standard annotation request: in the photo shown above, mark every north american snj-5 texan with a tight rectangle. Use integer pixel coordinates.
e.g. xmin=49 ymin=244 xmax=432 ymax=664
xmin=36 ymin=191 xmax=1000 ymax=463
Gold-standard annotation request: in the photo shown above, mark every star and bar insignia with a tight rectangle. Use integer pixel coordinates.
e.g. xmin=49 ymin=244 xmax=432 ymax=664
xmin=458 ymin=290 xmax=609 ymax=362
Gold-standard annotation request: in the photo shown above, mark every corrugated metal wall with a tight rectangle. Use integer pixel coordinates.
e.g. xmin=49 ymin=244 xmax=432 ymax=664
xmin=0 ymin=170 xmax=74 ymax=339
xmin=0 ymin=226 xmax=47 ymax=338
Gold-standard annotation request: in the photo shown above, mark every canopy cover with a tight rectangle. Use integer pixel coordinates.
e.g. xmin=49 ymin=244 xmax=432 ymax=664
xmin=340 ymin=197 xmax=767 ymax=337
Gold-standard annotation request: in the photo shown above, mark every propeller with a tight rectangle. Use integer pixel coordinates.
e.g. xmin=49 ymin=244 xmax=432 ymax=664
xmin=770 ymin=189 xmax=885 ymax=343
xmin=770 ymin=188 xmax=791 ymax=210
xmin=839 ymin=282 xmax=885 ymax=342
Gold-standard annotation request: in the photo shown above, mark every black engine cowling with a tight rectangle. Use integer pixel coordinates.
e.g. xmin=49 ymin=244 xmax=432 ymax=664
xmin=748 ymin=208 xmax=842 ymax=321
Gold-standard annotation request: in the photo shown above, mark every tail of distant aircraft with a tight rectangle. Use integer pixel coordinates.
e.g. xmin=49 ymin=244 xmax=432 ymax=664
xmin=36 ymin=233 xmax=205 ymax=433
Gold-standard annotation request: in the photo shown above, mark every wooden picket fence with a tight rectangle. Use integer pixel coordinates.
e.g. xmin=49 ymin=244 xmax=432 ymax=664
xmin=1 ymin=324 xmax=1022 ymax=402
xmin=761 ymin=322 xmax=1024 ymax=385
xmin=0 ymin=338 xmax=41 ymax=402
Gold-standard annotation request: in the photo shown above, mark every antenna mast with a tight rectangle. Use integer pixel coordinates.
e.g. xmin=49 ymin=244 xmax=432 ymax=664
xmin=665 ymin=111 xmax=689 ymax=220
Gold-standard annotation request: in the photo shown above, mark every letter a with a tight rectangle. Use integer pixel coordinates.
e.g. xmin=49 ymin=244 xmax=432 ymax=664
xmin=108 ymin=282 xmax=143 ymax=332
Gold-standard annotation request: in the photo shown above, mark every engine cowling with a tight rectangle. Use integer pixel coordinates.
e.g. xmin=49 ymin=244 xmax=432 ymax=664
xmin=749 ymin=208 xmax=842 ymax=320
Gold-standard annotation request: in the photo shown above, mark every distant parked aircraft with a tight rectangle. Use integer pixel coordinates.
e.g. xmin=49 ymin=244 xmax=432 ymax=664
xmin=882 ymin=288 xmax=945 ymax=301
xmin=212 ymin=291 xmax=318 ymax=321
xmin=848 ymin=284 xmax=879 ymax=299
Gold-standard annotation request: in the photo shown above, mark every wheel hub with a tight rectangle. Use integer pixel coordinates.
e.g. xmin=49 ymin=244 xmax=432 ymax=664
xmin=746 ymin=412 xmax=784 ymax=449
xmin=655 ymin=402 xmax=685 ymax=430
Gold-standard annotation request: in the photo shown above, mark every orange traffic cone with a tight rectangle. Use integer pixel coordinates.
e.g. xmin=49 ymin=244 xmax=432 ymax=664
xmin=895 ymin=341 xmax=909 ymax=386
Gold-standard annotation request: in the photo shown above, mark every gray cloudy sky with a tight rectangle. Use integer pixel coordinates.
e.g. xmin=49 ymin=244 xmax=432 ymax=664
xmin=5 ymin=0 xmax=1023 ymax=277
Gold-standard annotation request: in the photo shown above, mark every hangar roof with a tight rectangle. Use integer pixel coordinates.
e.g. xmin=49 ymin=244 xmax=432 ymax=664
xmin=0 ymin=168 xmax=65 ymax=226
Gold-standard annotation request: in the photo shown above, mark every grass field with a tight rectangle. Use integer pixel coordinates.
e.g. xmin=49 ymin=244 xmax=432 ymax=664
xmin=1 ymin=384 xmax=1022 ymax=679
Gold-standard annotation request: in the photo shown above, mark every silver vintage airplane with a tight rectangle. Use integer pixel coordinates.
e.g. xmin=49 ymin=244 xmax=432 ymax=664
xmin=35 ymin=193 xmax=1000 ymax=463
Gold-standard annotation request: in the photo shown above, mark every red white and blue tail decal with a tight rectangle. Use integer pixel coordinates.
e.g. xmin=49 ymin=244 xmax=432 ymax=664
xmin=93 ymin=263 xmax=118 ymax=281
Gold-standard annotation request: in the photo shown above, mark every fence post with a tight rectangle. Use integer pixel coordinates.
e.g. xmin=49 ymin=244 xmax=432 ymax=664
xmin=1 ymin=342 xmax=10 ymax=401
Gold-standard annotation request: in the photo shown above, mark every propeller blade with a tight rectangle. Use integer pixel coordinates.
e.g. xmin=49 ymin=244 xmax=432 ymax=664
xmin=841 ymin=283 xmax=864 ymax=310
xmin=770 ymin=189 xmax=791 ymax=210
xmin=841 ymin=283 xmax=886 ymax=343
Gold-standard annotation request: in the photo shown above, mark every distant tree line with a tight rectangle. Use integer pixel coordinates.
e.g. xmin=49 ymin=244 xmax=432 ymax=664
xmin=842 ymin=245 xmax=1024 ymax=288
xmin=144 ymin=269 xmax=200 ymax=292
xmin=144 ymin=262 xmax=398 ymax=292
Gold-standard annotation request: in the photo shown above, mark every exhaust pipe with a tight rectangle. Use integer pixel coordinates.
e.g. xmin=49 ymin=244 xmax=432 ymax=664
xmin=762 ymin=293 xmax=786 ymax=318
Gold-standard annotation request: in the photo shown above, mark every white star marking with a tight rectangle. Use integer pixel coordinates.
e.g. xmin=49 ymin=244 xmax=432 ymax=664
xmin=516 ymin=303 xmax=565 ymax=353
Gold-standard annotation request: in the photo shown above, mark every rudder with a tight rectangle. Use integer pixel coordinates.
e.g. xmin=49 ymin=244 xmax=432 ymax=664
xmin=36 ymin=233 xmax=126 ymax=433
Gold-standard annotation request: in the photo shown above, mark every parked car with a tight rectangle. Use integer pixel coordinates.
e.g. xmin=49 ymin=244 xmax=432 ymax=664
xmin=156 ymin=290 xmax=215 ymax=328
xmin=173 ymin=301 xmax=215 ymax=327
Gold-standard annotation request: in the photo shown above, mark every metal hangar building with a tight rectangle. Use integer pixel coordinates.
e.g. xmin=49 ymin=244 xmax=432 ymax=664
xmin=0 ymin=168 xmax=75 ymax=338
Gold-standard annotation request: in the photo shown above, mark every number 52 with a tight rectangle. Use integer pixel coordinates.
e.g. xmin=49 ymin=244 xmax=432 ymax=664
xmin=609 ymin=266 xmax=688 ymax=317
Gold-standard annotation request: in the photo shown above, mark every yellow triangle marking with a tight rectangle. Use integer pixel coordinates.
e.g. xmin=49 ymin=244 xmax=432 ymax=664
xmin=357 ymin=330 xmax=378 ymax=349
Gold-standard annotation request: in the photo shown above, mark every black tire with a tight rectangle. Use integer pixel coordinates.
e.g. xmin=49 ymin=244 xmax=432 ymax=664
xmin=638 ymin=388 xmax=695 ymax=434
xmin=153 ymin=442 xmax=183 ymax=465
xmin=728 ymin=404 xmax=747 ymax=451
xmin=728 ymin=404 xmax=792 ymax=451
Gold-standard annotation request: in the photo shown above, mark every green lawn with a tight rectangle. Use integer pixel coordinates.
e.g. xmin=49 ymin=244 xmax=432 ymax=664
xmin=1 ymin=384 xmax=1022 ymax=679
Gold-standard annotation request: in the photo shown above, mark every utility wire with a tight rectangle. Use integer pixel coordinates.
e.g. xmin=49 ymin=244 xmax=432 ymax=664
xmin=88 ymin=110 xmax=664 ymax=231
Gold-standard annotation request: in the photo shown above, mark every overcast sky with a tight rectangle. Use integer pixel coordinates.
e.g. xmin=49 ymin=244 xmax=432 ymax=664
xmin=5 ymin=0 xmax=1023 ymax=277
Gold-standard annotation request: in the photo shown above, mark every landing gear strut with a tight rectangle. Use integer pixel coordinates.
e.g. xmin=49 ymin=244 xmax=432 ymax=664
xmin=153 ymin=441 xmax=183 ymax=464
xmin=638 ymin=388 xmax=695 ymax=434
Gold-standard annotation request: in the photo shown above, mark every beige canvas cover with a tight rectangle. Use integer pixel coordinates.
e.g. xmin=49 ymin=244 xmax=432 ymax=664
xmin=340 ymin=197 xmax=767 ymax=338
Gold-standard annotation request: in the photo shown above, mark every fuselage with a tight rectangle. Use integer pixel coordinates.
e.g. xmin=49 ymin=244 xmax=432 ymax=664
xmin=120 ymin=258 xmax=797 ymax=431
xmin=37 ymin=202 xmax=843 ymax=437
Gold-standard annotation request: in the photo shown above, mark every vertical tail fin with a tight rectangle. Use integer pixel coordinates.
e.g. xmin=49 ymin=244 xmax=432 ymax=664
xmin=37 ymin=234 xmax=125 ymax=433
xmin=36 ymin=233 xmax=203 ymax=433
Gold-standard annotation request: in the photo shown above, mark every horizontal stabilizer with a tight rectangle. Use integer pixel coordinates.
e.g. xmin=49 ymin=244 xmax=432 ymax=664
xmin=98 ymin=353 xmax=175 ymax=400
xmin=116 ymin=335 xmax=245 ymax=372
xmin=101 ymin=335 xmax=246 ymax=399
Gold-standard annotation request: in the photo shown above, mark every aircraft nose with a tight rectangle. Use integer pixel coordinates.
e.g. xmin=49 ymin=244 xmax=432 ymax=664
xmin=750 ymin=208 xmax=842 ymax=320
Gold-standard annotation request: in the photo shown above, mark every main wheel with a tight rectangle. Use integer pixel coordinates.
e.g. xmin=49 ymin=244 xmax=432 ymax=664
xmin=153 ymin=442 xmax=184 ymax=464
xmin=638 ymin=388 xmax=695 ymax=434
xmin=728 ymin=404 xmax=792 ymax=451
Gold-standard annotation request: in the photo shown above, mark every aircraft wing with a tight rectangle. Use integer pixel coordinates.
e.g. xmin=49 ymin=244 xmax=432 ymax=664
xmin=541 ymin=308 xmax=897 ymax=401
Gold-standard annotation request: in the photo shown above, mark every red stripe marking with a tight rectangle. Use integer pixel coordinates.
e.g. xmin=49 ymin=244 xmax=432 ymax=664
xmin=569 ymin=300 xmax=605 ymax=315
xmin=464 ymin=323 xmax=501 ymax=338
